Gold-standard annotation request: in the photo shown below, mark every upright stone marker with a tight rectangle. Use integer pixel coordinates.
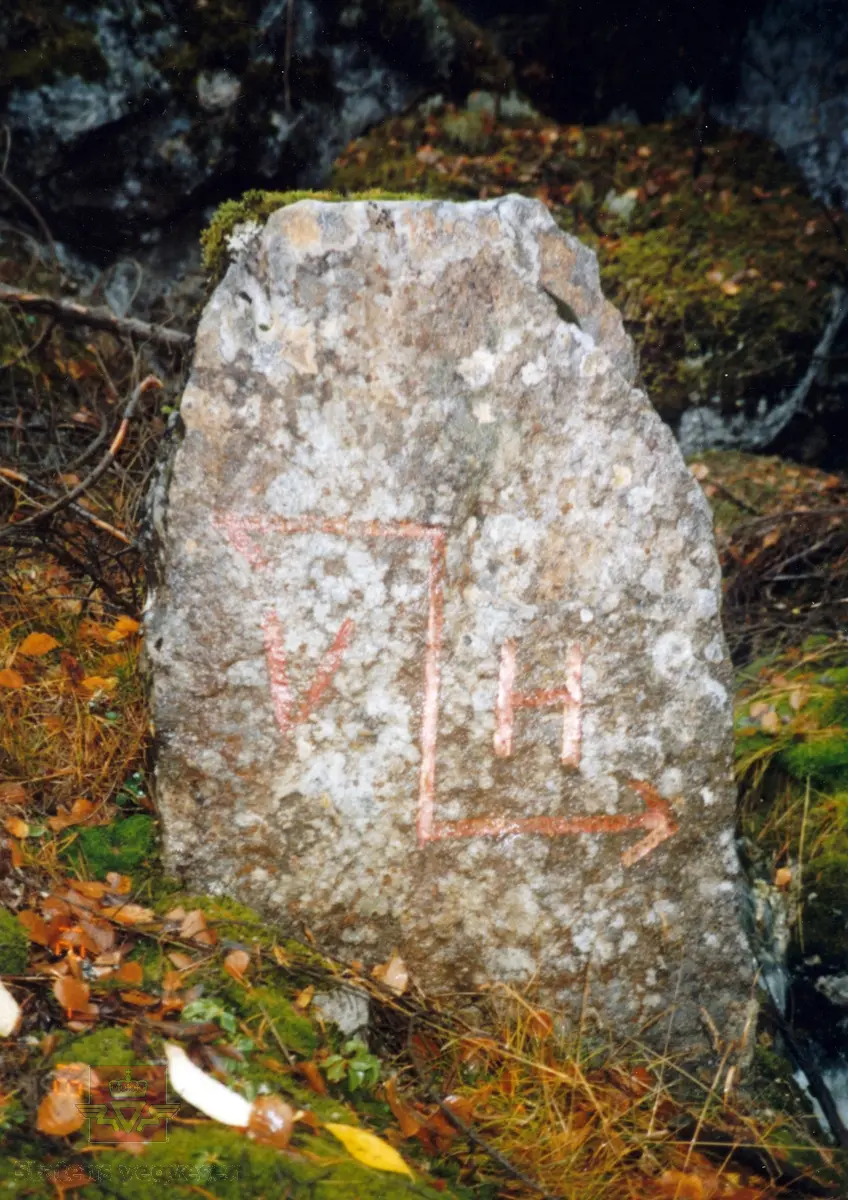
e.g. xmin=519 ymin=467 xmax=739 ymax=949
xmin=148 ymin=196 xmax=753 ymax=1049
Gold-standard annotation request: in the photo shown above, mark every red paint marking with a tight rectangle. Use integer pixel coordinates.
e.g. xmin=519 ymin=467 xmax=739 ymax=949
xmin=217 ymin=512 xmax=445 ymax=838
xmin=417 ymin=528 xmax=445 ymax=845
xmin=217 ymin=512 xmax=678 ymax=864
xmin=431 ymin=778 xmax=678 ymax=866
xmin=494 ymin=640 xmax=582 ymax=767
xmin=261 ymin=610 xmax=356 ymax=737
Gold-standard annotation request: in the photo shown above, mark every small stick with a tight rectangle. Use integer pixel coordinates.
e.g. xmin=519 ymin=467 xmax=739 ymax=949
xmin=0 ymin=283 xmax=191 ymax=349
xmin=0 ymin=468 xmax=130 ymax=544
xmin=0 ymin=375 xmax=161 ymax=543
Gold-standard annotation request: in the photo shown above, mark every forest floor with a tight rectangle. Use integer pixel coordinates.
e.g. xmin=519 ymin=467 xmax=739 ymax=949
xmin=2 ymin=101 xmax=848 ymax=1198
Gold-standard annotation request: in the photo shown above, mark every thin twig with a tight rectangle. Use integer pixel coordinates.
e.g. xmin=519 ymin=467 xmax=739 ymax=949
xmin=0 ymin=468 xmax=130 ymax=544
xmin=0 ymin=284 xmax=191 ymax=349
xmin=728 ymin=505 xmax=848 ymax=534
xmin=0 ymin=375 xmax=162 ymax=543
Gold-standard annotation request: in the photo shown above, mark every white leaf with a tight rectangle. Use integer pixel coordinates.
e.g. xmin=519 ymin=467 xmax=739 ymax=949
xmin=164 ymin=1042 xmax=252 ymax=1127
xmin=0 ymin=979 xmax=21 ymax=1037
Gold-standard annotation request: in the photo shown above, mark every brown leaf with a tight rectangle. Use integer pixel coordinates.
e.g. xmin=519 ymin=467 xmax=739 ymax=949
xmin=120 ymin=990 xmax=159 ymax=1007
xmin=385 ymin=1076 xmax=423 ymax=1138
xmin=36 ymin=1087 xmax=85 ymax=1137
xmin=19 ymin=632 xmax=59 ymax=656
xmin=105 ymin=872 xmax=132 ymax=895
xmin=179 ymin=909 xmax=216 ymax=945
xmin=0 ymin=782 xmax=26 ymax=805
xmin=294 ymin=985 xmax=314 ymax=1010
xmin=80 ymin=675 xmax=117 ymax=693
xmin=18 ymin=909 xmax=50 ymax=946
xmin=775 ymin=866 xmax=793 ymax=889
xmin=526 ymin=1008 xmax=554 ymax=1039
xmin=223 ymin=948 xmax=250 ymax=983
xmin=372 ymin=952 xmax=408 ymax=996
xmin=4 ymin=817 xmax=28 ymax=838
xmin=657 ymin=1170 xmax=705 ymax=1200
xmin=247 ymin=1094 xmax=297 ymax=1149
xmin=115 ymin=961 xmax=144 ymax=985
xmin=295 ymin=1061 xmax=327 ymax=1096
xmin=167 ymin=951 xmax=195 ymax=970
xmin=0 ymin=669 xmax=25 ymax=689
xmin=47 ymin=798 xmax=97 ymax=832
xmin=54 ymin=976 xmax=91 ymax=1016
xmin=101 ymin=903 xmax=156 ymax=926
xmin=106 ymin=616 xmax=141 ymax=642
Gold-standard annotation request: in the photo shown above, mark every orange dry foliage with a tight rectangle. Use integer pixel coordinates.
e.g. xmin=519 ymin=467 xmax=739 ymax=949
xmin=0 ymin=559 xmax=147 ymax=861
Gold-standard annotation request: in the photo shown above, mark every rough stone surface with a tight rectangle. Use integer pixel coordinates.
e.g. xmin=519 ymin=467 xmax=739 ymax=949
xmin=147 ymin=196 xmax=754 ymax=1052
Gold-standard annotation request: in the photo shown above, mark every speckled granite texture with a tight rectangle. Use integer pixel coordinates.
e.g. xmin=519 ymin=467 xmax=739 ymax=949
xmin=147 ymin=196 xmax=754 ymax=1052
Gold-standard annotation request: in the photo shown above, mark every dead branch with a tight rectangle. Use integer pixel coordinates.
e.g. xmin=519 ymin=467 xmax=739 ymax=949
xmin=0 ymin=468 xmax=130 ymax=544
xmin=0 ymin=283 xmax=192 ymax=350
xmin=0 ymin=375 xmax=162 ymax=544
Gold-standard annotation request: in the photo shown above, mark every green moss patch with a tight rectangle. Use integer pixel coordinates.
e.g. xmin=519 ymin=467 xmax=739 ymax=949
xmin=62 ymin=814 xmax=157 ymax=879
xmin=0 ymin=908 xmax=28 ymax=974
xmin=737 ymin=638 xmax=848 ymax=965
xmin=201 ymin=189 xmax=432 ymax=282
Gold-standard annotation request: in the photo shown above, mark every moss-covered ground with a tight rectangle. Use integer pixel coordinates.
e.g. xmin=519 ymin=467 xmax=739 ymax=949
xmin=324 ymin=97 xmax=848 ymax=428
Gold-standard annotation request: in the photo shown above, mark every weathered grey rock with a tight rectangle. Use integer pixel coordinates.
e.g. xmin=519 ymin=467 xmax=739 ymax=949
xmin=147 ymin=196 xmax=754 ymax=1053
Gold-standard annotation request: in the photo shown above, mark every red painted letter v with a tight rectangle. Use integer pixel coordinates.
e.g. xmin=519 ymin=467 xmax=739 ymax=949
xmin=261 ymin=610 xmax=356 ymax=737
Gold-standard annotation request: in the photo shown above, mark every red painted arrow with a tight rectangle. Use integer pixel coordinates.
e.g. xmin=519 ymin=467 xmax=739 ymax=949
xmin=429 ymin=777 xmax=679 ymax=866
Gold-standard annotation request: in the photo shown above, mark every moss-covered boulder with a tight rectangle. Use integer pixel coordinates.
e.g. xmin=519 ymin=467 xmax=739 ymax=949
xmin=1 ymin=0 xmax=509 ymax=254
xmin=330 ymin=100 xmax=848 ymax=461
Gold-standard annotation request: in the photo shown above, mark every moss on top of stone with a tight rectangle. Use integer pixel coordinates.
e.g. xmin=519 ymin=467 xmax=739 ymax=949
xmin=201 ymin=189 xmax=433 ymax=282
xmin=0 ymin=908 xmax=28 ymax=975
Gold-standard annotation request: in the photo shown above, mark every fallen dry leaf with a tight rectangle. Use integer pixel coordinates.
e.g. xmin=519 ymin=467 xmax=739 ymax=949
xmin=775 ymin=866 xmax=793 ymax=889
xmin=179 ymin=909 xmax=216 ymax=945
xmin=115 ymin=961 xmax=144 ymax=985
xmin=106 ymin=616 xmax=141 ymax=642
xmin=294 ymin=984 xmax=314 ymax=1010
xmin=19 ymin=632 xmax=60 ymax=656
xmin=47 ymin=798 xmax=97 ymax=832
xmin=0 ymin=668 xmax=25 ymax=689
xmin=4 ymin=817 xmax=28 ymax=839
xmin=17 ymin=909 xmax=50 ymax=946
xmin=36 ymin=1087 xmax=85 ymax=1137
xmin=0 ymin=782 xmax=26 ymax=805
xmin=296 ymin=1061 xmax=327 ymax=1095
xmin=247 ymin=1094 xmax=297 ymax=1149
xmin=372 ymin=952 xmax=409 ymax=996
xmin=101 ymin=904 xmax=156 ymax=926
xmin=54 ymin=976 xmax=92 ymax=1016
xmin=223 ymin=948 xmax=250 ymax=983
xmin=80 ymin=675 xmax=117 ymax=693
xmin=384 ymin=1076 xmax=422 ymax=1138
xmin=325 ymin=1123 xmax=414 ymax=1178
xmin=167 ymin=951 xmax=195 ymax=970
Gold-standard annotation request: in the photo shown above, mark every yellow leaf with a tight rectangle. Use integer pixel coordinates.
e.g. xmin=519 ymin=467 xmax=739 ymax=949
xmin=80 ymin=676 xmax=117 ymax=693
xmin=19 ymin=632 xmax=59 ymax=656
xmin=106 ymin=616 xmax=141 ymax=643
xmin=721 ymin=279 xmax=741 ymax=296
xmin=4 ymin=817 xmax=29 ymax=838
xmin=325 ymin=1123 xmax=414 ymax=1178
xmin=0 ymin=669 xmax=25 ymax=689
